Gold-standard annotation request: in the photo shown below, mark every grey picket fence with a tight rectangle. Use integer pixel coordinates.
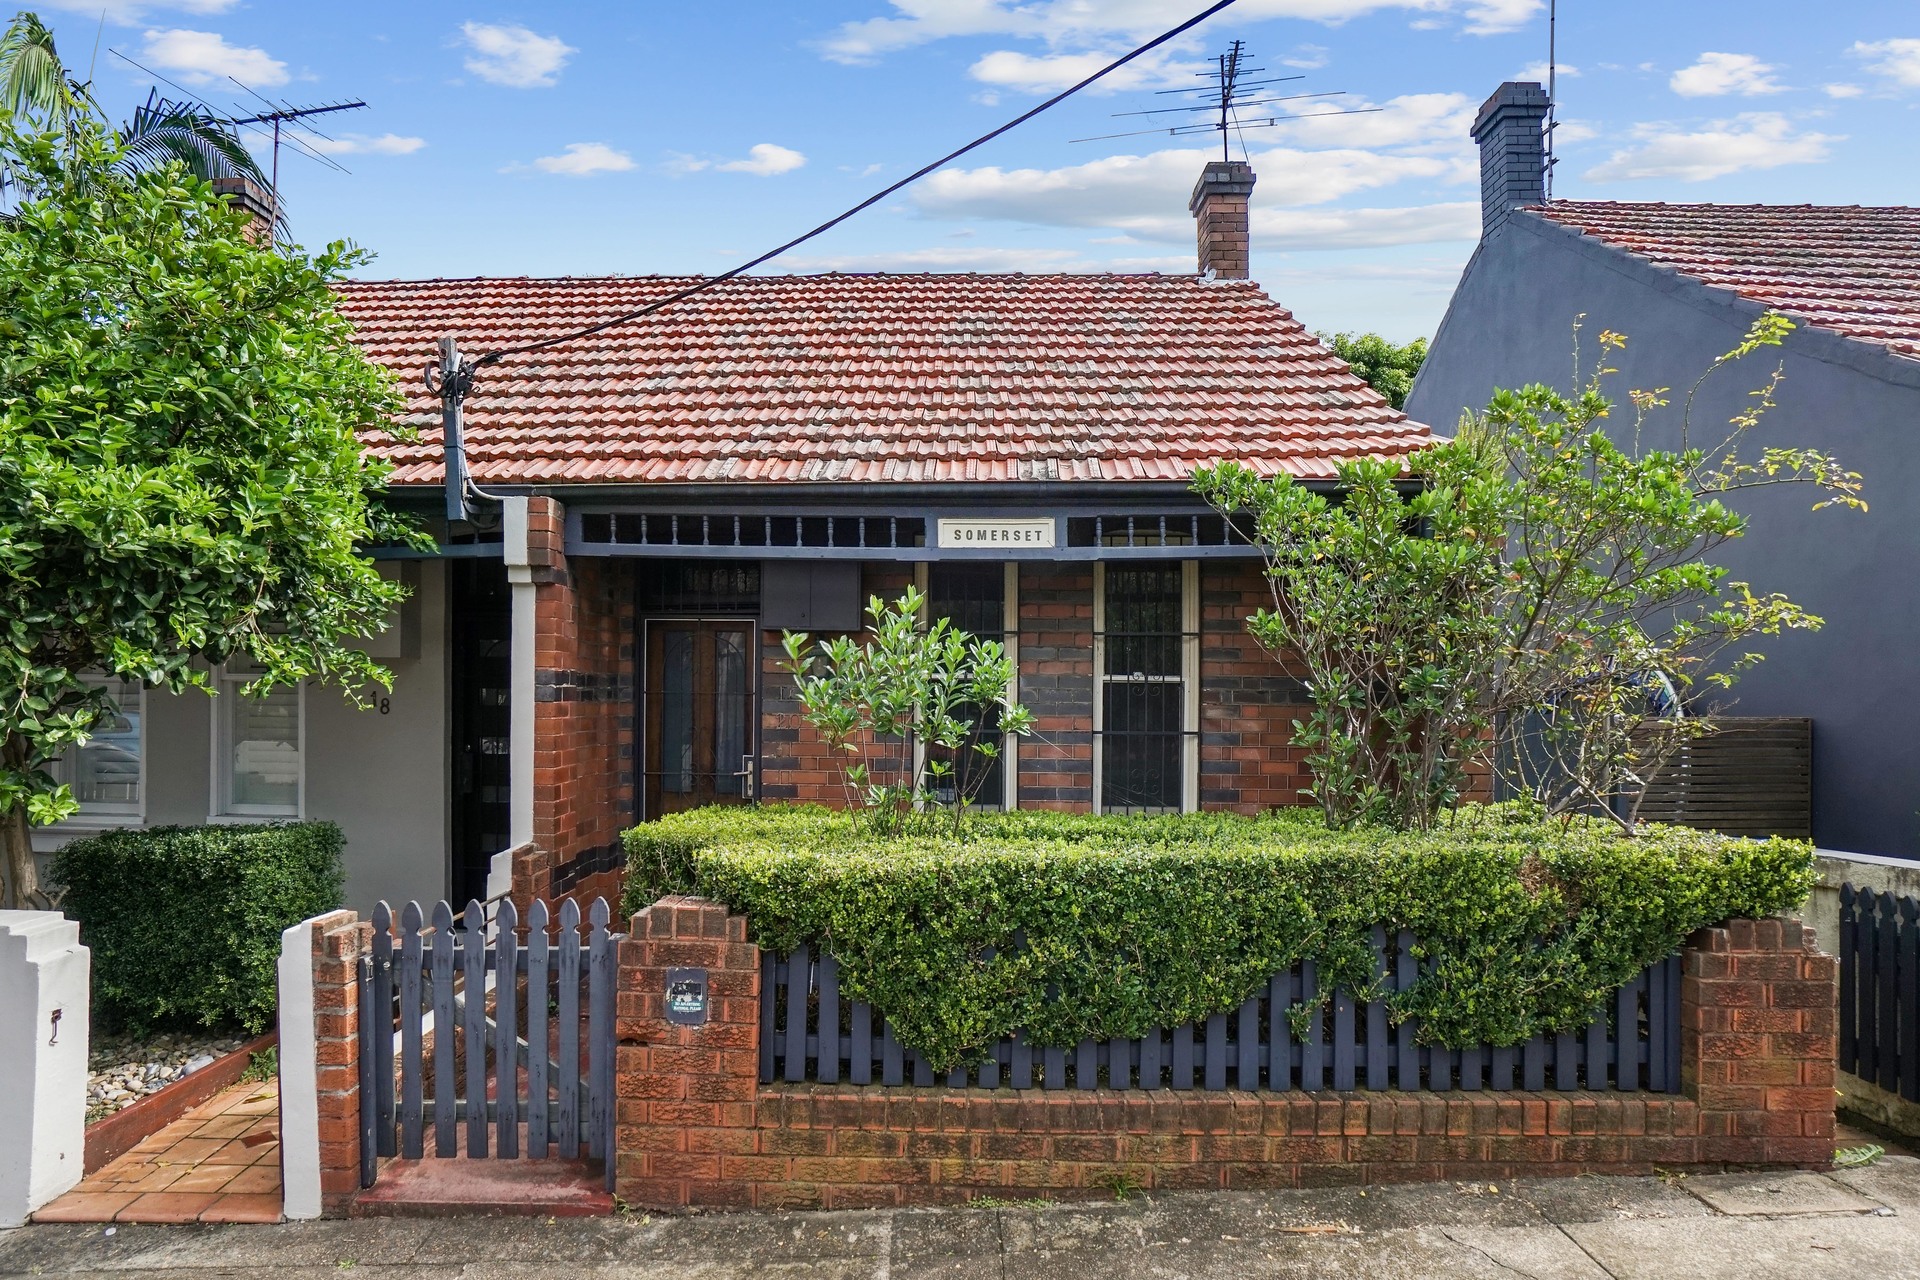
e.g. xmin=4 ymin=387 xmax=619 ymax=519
xmin=359 ymin=897 xmax=621 ymax=1189
xmin=1839 ymin=884 xmax=1920 ymax=1103
xmin=761 ymin=926 xmax=1682 ymax=1093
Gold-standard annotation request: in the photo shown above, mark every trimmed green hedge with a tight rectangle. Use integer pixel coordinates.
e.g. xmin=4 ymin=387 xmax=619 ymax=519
xmin=53 ymin=822 xmax=345 ymax=1034
xmin=623 ymin=805 xmax=1813 ymax=1072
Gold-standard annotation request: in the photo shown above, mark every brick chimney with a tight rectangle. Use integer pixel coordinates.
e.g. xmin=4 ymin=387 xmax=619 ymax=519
xmin=211 ymin=176 xmax=274 ymax=243
xmin=1188 ymin=160 xmax=1256 ymax=279
xmin=1470 ymin=82 xmax=1550 ymax=236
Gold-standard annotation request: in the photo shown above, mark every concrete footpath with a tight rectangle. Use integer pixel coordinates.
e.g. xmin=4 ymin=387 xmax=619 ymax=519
xmin=5 ymin=1159 xmax=1920 ymax=1279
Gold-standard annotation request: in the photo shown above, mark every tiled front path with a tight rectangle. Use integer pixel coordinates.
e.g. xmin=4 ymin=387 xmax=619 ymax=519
xmin=36 ymin=1080 xmax=282 ymax=1224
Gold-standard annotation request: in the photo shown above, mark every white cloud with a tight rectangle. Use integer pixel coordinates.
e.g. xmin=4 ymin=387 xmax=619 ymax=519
xmin=1551 ymin=119 xmax=1599 ymax=146
xmin=819 ymin=0 xmax=1539 ymax=64
xmin=915 ymin=144 xmax=1453 ymax=240
xmin=717 ymin=143 xmax=807 ymax=176
xmin=459 ymin=22 xmax=575 ymax=88
xmin=1516 ymin=60 xmax=1576 ymax=82
xmin=968 ymin=47 xmax=1198 ymax=94
xmin=1850 ymin=38 xmax=1920 ymax=90
xmin=1282 ymin=44 xmax=1330 ymax=70
xmin=521 ymin=142 xmax=634 ymax=177
xmin=670 ymin=143 xmax=809 ymax=176
xmin=1252 ymin=202 xmax=1478 ymax=250
xmin=782 ymin=246 xmax=1087 ymax=272
xmin=1669 ymin=52 xmax=1785 ymax=97
xmin=306 ymin=133 xmax=427 ymax=157
xmin=1584 ymin=114 xmax=1838 ymax=182
xmin=138 ymin=28 xmax=286 ymax=87
xmin=1824 ymin=83 xmax=1865 ymax=99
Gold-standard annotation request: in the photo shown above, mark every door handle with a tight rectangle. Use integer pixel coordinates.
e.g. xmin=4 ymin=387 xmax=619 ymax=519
xmin=735 ymin=755 xmax=755 ymax=801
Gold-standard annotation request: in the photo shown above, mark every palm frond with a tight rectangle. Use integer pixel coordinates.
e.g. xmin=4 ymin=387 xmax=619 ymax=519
xmin=0 ymin=12 xmax=74 ymax=124
xmin=119 ymin=90 xmax=286 ymax=231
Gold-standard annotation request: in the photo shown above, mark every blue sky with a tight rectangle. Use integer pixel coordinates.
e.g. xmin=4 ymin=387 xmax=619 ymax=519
xmin=30 ymin=0 xmax=1920 ymax=339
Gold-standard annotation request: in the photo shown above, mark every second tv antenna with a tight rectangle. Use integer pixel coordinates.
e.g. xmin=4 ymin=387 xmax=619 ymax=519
xmin=1070 ymin=39 xmax=1380 ymax=154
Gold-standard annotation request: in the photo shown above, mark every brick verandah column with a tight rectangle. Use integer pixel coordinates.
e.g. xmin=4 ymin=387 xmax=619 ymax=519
xmin=615 ymin=895 xmax=762 ymax=1209
xmin=306 ymin=910 xmax=371 ymax=1217
xmin=1683 ymin=917 xmax=1836 ymax=1167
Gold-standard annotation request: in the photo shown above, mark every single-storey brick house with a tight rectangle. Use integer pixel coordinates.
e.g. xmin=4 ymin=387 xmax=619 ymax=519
xmin=1409 ymin=83 xmax=1920 ymax=857
xmin=40 ymin=160 xmax=1431 ymax=909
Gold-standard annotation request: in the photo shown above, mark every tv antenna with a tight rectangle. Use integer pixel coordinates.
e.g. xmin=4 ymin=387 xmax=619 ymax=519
xmin=224 ymin=87 xmax=367 ymax=229
xmin=107 ymin=47 xmax=368 ymax=231
xmin=1069 ymin=39 xmax=1380 ymax=153
xmin=1545 ymin=0 xmax=1559 ymax=198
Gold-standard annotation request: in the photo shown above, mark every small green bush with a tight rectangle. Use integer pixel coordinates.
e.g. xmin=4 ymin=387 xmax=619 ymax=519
xmin=624 ymin=805 xmax=1812 ymax=1071
xmin=53 ymin=822 xmax=345 ymax=1034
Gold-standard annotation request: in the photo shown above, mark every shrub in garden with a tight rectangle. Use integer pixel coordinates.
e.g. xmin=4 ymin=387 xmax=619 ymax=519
xmin=53 ymin=822 xmax=344 ymax=1034
xmin=1195 ymin=314 xmax=1863 ymax=831
xmin=626 ymin=803 xmax=1811 ymax=1071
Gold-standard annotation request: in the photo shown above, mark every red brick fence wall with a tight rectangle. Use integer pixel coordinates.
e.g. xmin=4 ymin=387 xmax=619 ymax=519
xmin=299 ymin=897 xmax=1837 ymax=1214
xmin=614 ymin=899 xmax=1837 ymax=1211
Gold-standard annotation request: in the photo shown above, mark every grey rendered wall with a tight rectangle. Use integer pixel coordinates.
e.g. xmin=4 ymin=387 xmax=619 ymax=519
xmin=305 ymin=559 xmax=450 ymax=911
xmin=1408 ymin=215 xmax=1920 ymax=857
xmin=36 ymin=561 xmax=451 ymax=911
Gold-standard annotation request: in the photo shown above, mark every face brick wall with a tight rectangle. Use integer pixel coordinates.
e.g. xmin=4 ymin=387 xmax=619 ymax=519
xmin=759 ymin=565 xmax=912 ymax=806
xmin=530 ymin=498 xmax=635 ymax=894
xmin=1016 ymin=564 xmax=1094 ymax=810
xmin=612 ymin=901 xmax=1839 ymax=1212
xmin=1200 ymin=560 xmax=1313 ymax=813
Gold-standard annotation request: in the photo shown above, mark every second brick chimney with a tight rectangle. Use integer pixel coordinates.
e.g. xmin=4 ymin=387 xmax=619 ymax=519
xmin=1470 ymin=82 xmax=1550 ymax=236
xmin=1188 ymin=160 xmax=1256 ymax=279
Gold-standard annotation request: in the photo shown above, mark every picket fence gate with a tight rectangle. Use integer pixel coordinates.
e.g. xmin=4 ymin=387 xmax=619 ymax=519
xmin=1839 ymin=884 xmax=1920 ymax=1104
xmin=359 ymin=897 xmax=623 ymax=1190
xmin=763 ymin=925 xmax=1683 ymax=1094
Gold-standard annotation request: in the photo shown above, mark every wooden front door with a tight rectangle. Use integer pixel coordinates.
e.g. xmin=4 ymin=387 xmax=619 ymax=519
xmin=644 ymin=621 xmax=756 ymax=818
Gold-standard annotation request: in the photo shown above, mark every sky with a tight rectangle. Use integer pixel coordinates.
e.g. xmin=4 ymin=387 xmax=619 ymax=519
xmin=28 ymin=1 xmax=1920 ymax=340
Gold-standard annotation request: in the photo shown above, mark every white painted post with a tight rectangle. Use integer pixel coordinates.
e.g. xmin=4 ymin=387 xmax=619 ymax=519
xmin=0 ymin=911 xmax=89 ymax=1227
xmin=276 ymin=919 xmax=322 ymax=1220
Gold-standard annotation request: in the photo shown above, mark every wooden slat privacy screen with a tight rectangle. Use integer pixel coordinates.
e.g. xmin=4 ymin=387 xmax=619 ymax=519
xmin=1636 ymin=717 xmax=1812 ymax=840
xmin=762 ymin=926 xmax=1683 ymax=1094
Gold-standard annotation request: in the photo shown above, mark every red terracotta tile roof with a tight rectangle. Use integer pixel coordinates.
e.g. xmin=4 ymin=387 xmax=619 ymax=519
xmin=334 ymin=273 xmax=1429 ymax=487
xmin=1533 ymin=201 xmax=1920 ymax=358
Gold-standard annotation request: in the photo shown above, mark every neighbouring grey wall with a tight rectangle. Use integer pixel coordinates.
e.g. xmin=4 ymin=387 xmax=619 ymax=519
xmin=36 ymin=561 xmax=451 ymax=912
xmin=306 ymin=559 xmax=450 ymax=912
xmin=1409 ymin=214 xmax=1920 ymax=858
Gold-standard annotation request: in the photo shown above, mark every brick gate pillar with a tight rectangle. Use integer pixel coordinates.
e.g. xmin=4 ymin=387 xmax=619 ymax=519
xmin=1682 ymin=917 xmax=1837 ymax=1167
xmin=615 ymin=896 xmax=762 ymax=1209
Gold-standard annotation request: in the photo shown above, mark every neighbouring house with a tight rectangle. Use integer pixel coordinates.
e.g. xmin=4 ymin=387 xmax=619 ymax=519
xmin=1409 ymin=82 xmax=1920 ymax=858
xmin=36 ymin=160 xmax=1432 ymax=910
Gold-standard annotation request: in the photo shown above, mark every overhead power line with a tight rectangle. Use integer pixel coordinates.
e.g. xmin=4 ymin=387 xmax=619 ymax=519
xmin=458 ymin=0 xmax=1245 ymax=373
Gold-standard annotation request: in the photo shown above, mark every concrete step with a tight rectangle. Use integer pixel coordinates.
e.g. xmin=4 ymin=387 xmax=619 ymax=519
xmin=351 ymin=1155 xmax=612 ymax=1218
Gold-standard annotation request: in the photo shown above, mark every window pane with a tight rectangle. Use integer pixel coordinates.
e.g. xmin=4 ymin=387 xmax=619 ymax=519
xmin=660 ymin=630 xmax=694 ymax=793
xmin=928 ymin=564 xmax=1008 ymax=808
xmin=60 ymin=678 xmax=142 ymax=810
xmin=229 ymin=684 xmax=300 ymax=810
xmin=713 ymin=630 xmax=747 ymax=796
xmin=1102 ymin=682 xmax=1182 ymax=811
xmin=1104 ymin=565 xmax=1182 ymax=676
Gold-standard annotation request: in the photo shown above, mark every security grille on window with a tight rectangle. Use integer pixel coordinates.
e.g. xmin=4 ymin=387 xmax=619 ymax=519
xmin=48 ymin=676 xmax=144 ymax=820
xmin=214 ymin=662 xmax=302 ymax=818
xmin=1095 ymin=562 xmax=1198 ymax=814
xmin=924 ymin=562 xmax=1018 ymax=810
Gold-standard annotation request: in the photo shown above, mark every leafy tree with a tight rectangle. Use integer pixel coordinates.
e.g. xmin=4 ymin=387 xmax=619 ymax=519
xmin=0 ymin=108 xmax=421 ymax=907
xmin=0 ymin=12 xmax=274 ymax=206
xmin=1196 ymin=314 xmax=1863 ymax=832
xmin=781 ymin=589 xmax=1035 ymax=837
xmin=1321 ymin=331 xmax=1428 ymax=410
